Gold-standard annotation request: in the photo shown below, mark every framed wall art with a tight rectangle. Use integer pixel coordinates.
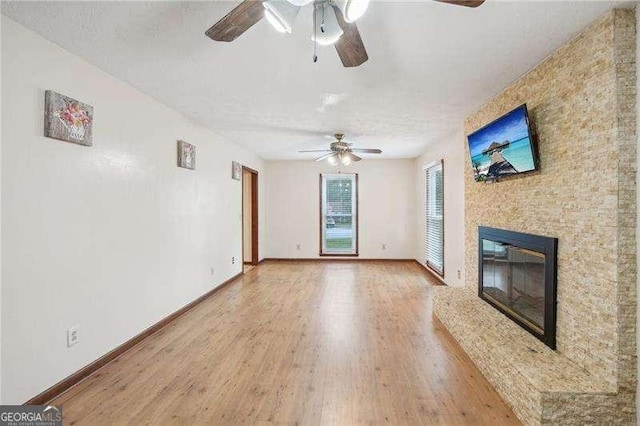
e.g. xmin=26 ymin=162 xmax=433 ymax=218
xmin=44 ymin=90 xmax=93 ymax=146
xmin=177 ymin=140 xmax=196 ymax=170
xmin=232 ymin=161 xmax=241 ymax=180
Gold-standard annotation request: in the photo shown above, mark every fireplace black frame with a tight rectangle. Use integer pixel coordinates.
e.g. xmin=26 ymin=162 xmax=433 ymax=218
xmin=478 ymin=226 xmax=558 ymax=349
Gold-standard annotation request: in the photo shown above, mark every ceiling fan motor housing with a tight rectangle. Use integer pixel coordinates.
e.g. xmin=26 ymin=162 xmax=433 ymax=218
xmin=330 ymin=141 xmax=351 ymax=151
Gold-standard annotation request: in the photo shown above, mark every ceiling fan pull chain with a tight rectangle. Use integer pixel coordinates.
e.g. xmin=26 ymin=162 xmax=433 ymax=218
xmin=312 ymin=0 xmax=318 ymax=62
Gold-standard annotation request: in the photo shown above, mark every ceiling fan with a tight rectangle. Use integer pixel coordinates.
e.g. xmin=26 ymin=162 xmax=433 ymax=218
xmin=205 ymin=0 xmax=485 ymax=68
xmin=298 ymin=133 xmax=382 ymax=165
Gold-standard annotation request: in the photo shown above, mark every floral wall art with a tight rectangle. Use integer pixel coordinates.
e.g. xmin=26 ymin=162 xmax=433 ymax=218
xmin=177 ymin=140 xmax=196 ymax=170
xmin=44 ymin=90 xmax=93 ymax=146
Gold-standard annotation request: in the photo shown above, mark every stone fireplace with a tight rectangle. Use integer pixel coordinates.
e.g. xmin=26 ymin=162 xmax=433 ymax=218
xmin=478 ymin=226 xmax=557 ymax=349
xmin=433 ymin=9 xmax=636 ymax=425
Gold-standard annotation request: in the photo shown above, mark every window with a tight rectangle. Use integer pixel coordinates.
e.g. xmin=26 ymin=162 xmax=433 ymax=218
xmin=320 ymin=173 xmax=358 ymax=256
xmin=425 ymin=161 xmax=444 ymax=276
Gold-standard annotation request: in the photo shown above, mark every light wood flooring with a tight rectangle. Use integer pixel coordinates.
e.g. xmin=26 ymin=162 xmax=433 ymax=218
xmin=53 ymin=261 xmax=519 ymax=425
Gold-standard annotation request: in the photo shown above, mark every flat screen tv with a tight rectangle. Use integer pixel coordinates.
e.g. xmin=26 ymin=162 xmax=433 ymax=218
xmin=467 ymin=104 xmax=538 ymax=182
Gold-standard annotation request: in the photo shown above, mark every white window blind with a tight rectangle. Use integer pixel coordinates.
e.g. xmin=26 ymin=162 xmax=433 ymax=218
xmin=425 ymin=161 xmax=444 ymax=276
xmin=320 ymin=173 xmax=358 ymax=255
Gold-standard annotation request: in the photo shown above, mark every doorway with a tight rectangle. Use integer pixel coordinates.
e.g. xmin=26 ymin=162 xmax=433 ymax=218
xmin=242 ymin=166 xmax=259 ymax=272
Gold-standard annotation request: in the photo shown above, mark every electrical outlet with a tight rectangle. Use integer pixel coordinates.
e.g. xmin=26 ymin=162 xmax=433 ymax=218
xmin=382 ymin=244 xmax=387 ymax=250
xmin=457 ymin=270 xmax=461 ymax=279
xmin=232 ymin=256 xmax=235 ymax=265
xmin=67 ymin=325 xmax=79 ymax=347
xmin=296 ymin=244 xmax=301 ymax=250
xmin=210 ymin=267 xmax=215 ymax=276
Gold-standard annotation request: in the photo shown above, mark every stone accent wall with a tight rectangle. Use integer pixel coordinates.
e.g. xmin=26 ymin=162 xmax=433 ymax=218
xmin=436 ymin=8 xmax=636 ymax=424
xmin=611 ymin=7 xmax=638 ymax=417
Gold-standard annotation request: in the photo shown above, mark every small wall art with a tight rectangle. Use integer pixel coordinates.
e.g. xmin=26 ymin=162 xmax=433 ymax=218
xmin=44 ymin=90 xmax=93 ymax=146
xmin=232 ymin=161 xmax=241 ymax=180
xmin=177 ymin=140 xmax=196 ymax=170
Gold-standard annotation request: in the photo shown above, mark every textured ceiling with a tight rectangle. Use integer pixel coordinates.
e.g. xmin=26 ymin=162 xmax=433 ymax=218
xmin=2 ymin=1 xmax=623 ymax=159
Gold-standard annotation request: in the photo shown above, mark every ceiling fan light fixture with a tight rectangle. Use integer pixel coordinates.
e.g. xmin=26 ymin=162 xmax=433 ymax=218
xmin=341 ymin=152 xmax=352 ymax=166
xmin=311 ymin=3 xmax=343 ymax=46
xmin=300 ymin=133 xmax=380 ymax=162
xmin=263 ymin=1 xmax=300 ymax=34
xmin=337 ymin=0 xmax=370 ymax=23
xmin=264 ymin=9 xmax=287 ymax=33
xmin=286 ymin=0 xmax=314 ymax=5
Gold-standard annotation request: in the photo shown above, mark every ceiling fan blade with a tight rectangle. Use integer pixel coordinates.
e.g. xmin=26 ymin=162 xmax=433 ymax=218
xmin=350 ymin=148 xmax=382 ymax=154
xmin=205 ymin=0 xmax=265 ymax=42
xmin=332 ymin=6 xmax=368 ymax=68
xmin=348 ymin=152 xmax=362 ymax=162
xmin=298 ymin=149 xmax=333 ymax=153
xmin=315 ymin=152 xmax=337 ymax=162
xmin=433 ymin=0 xmax=485 ymax=8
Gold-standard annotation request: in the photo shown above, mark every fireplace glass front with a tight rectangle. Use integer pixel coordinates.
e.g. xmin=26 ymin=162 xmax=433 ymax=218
xmin=481 ymin=240 xmax=545 ymax=332
xmin=478 ymin=227 xmax=557 ymax=348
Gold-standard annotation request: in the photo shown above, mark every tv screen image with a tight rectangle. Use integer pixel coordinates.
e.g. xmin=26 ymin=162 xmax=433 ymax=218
xmin=467 ymin=104 xmax=538 ymax=182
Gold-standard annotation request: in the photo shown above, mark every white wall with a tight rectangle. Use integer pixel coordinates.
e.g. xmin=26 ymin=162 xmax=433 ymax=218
xmin=1 ymin=16 xmax=265 ymax=404
xmin=265 ymin=159 xmax=415 ymax=259
xmin=414 ymin=128 xmax=466 ymax=286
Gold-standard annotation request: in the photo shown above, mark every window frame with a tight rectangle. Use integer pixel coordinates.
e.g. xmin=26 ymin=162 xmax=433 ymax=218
xmin=319 ymin=173 xmax=359 ymax=257
xmin=424 ymin=160 xmax=445 ymax=278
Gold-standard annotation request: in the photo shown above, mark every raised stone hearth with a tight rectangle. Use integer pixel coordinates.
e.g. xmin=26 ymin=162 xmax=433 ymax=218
xmin=435 ymin=9 xmax=636 ymax=425
xmin=433 ymin=288 xmax=622 ymax=425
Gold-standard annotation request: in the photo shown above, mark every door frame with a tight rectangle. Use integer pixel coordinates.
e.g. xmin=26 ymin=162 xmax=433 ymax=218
xmin=242 ymin=166 xmax=259 ymax=266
